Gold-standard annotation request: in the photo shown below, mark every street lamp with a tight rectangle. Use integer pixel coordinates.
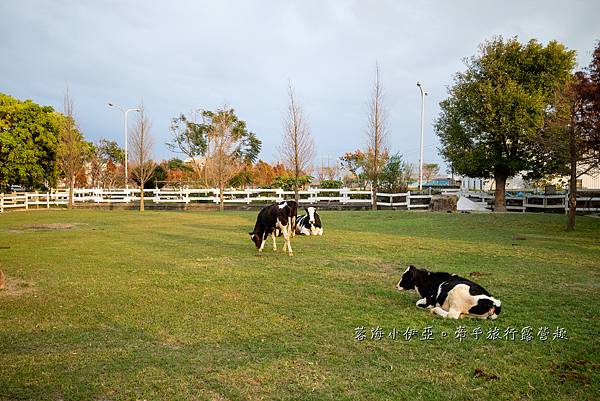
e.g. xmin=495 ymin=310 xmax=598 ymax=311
xmin=416 ymin=81 xmax=428 ymax=191
xmin=108 ymin=103 xmax=140 ymax=188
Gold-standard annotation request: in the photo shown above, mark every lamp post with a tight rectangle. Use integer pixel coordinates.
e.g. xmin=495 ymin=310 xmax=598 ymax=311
xmin=108 ymin=103 xmax=140 ymax=188
xmin=416 ymin=81 xmax=428 ymax=191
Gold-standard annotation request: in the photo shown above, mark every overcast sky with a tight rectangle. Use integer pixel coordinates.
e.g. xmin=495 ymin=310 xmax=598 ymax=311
xmin=2 ymin=0 xmax=599 ymax=171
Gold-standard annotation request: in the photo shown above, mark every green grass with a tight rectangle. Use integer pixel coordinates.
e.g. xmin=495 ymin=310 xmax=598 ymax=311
xmin=0 ymin=210 xmax=599 ymax=401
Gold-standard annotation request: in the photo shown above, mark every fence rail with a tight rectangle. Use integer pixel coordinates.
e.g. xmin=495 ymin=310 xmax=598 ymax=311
xmin=0 ymin=188 xmax=430 ymax=212
xmin=461 ymin=191 xmax=600 ymax=213
xmin=0 ymin=188 xmax=598 ymax=213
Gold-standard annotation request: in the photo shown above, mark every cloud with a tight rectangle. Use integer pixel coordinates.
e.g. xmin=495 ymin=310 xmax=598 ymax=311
xmin=1 ymin=0 xmax=599 ymax=172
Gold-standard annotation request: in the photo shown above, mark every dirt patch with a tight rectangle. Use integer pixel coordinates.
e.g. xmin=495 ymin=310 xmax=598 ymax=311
xmin=552 ymin=360 xmax=597 ymax=385
xmin=473 ymin=368 xmax=499 ymax=381
xmin=7 ymin=223 xmax=83 ymax=233
xmin=0 ymin=273 xmax=35 ymax=297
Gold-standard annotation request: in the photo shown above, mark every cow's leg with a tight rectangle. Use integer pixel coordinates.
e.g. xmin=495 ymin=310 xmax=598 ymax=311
xmin=258 ymin=236 xmax=266 ymax=252
xmin=430 ymin=307 xmax=449 ymax=318
xmin=416 ymin=298 xmax=428 ymax=308
xmin=271 ymin=231 xmax=277 ymax=251
xmin=281 ymin=226 xmax=293 ymax=256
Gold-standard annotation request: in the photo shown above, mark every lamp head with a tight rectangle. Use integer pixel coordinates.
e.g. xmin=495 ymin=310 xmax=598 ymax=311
xmin=108 ymin=102 xmax=114 ymax=107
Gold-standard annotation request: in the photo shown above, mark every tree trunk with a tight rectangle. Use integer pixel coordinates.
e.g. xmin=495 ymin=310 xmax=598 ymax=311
xmin=68 ymin=176 xmax=74 ymax=209
xmin=140 ymin=185 xmax=145 ymax=212
xmin=371 ymin=185 xmax=378 ymax=210
xmin=219 ymin=183 xmax=224 ymax=212
xmin=566 ymin=126 xmax=578 ymax=231
xmin=294 ymin=171 xmax=300 ymax=204
xmin=493 ymin=171 xmax=508 ymax=212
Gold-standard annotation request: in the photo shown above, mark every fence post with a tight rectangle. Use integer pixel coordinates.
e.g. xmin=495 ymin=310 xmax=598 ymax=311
xmin=46 ymin=192 xmax=50 ymax=208
xmin=0 ymin=193 xmax=3 ymax=213
xmin=543 ymin=195 xmax=547 ymax=211
xmin=407 ymin=191 xmax=411 ymax=210
xmin=25 ymin=193 xmax=29 ymax=210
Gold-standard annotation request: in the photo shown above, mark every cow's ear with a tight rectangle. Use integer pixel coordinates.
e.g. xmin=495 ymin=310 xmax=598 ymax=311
xmin=249 ymin=232 xmax=254 ymax=236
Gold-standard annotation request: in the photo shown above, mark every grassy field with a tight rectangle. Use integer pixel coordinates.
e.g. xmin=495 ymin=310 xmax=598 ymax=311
xmin=0 ymin=209 xmax=599 ymax=401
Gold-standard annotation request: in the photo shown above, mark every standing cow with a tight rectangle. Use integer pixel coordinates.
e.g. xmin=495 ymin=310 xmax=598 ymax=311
xmin=396 ymin=265 xmax=501 ymax=319
xmin=249 ymin=201 xmax=294 ymax=256
xmin=295 ymin=206 xmax=323 ymax=236
xmin=279 ymin=200 xmax=297 ymax=237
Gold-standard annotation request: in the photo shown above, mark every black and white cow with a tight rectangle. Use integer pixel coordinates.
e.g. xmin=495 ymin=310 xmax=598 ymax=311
xmin=249 ymin=201 xmax=294 ymax=256
xmin=279 ymin=200 xmax=297 ymax=237
xmin=396 ymin=265 xmax=501 ymax=319
xmin=295 ymin=207 xmax=323 ymax=236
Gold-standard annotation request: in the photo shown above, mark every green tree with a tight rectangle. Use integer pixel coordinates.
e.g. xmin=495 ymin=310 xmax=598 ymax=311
xmin=200 ymin=107 xmax=261 ymax=211
xmin=0 ymin=93 xmax=61 ymax=190
xmin=270 ymin=175 xmax=311 ymax=191
xmin=380 ymin=154 xmax=413 ymax=193
xmin=538 ymin=41 xmax=600 ymax=230
xmin=435 ymin=37 xmax=576 ymax=211
xmin=166 ymin=114 xmax=207 ymax=183
xmin=422 ymin=163 xmax=439 ymax=184
xmin=89 ymin=139 xmax=125 ymax=188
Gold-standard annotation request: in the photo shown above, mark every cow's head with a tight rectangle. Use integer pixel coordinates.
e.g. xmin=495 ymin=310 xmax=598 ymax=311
xmin=396 ymin=265 xmax=419 ymax=291
xmin=249 ymin=231 xmax=263 ymax=248
xmin=489 ymin=299 xmax=502 ymax=320
xmin=306 ymin=207 xmax=317 ymax=225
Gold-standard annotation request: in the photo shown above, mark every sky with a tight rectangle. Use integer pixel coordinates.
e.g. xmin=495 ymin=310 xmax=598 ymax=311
xmin=1 ymin=0 xmax=599 ymax=172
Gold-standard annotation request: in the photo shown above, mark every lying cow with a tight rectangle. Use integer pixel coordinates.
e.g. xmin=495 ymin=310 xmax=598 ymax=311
xmin=396 ymin=265 xmax=501 ymax=319
xmin=295 ymin=207 xmax=323 ymax=236
xmin=249 ymin=201 xmax=294 ymax=256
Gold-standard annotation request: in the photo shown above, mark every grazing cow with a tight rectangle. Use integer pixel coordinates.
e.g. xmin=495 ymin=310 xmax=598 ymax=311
xmin=249 ymin=202 xmax=294 ymax=256
xmin=295 ymin=207 xmax=323 ymax=236
xmin=396 ymin=265 xmax=501 ymax=319
xmin=279 ymin=200 xmax=297 ymax=237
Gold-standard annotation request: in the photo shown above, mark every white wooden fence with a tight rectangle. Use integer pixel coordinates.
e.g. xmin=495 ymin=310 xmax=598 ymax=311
xmin=462 ymin=191 xmax=600 ymax=213
xmin=0 ymin=187 xmax=598 ymax=213
xmin=0 ymin=187 xmax=432 ymax=212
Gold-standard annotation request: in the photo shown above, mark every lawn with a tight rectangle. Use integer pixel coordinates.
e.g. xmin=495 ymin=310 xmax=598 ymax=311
xmin=0 ymin=209 xmax=599 ymax=401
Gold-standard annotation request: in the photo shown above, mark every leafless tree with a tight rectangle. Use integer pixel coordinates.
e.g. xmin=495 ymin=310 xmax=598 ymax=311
xmin=315 ymin=159 xmax=340 ymax=183
xmin=58 ymin=87 xmax=89 ymax=209
xmin=365 ymin=63 xmax=389 ymax=210
xmin=280 ymin=82 xmax=315 ymax=203
xmin=129 ymin=107 xmax=155 ymax=211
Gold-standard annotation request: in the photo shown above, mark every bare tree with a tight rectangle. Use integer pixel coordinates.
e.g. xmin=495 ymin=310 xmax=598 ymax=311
xmin=365 ymin=63 xmax=389 ymax=210
xmin=280 ymin=82 xmax=315 ymax=203
xmin=58 ymin=87 xmax=89 ymax=209
xmin=129 ymin=108 xmax=155 ymax=211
